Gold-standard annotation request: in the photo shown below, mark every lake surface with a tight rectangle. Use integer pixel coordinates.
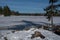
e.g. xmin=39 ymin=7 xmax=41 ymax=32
xmin=0 ymin=16 xmax=60 ymax=30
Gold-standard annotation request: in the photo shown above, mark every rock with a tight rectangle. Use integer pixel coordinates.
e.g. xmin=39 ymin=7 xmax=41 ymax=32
xmin=31 ymin=31 xmax=45 ymax=39
xmin=4 ymin=37 xmax=8 ymax=40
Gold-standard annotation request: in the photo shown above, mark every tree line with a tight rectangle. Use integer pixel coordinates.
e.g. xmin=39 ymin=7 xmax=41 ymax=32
xmin=0 ymin=5 xmax=20 ymax=16
xmin=0 ymin=6 xmax=45 ymax=16
xmin=0 ymin=5 xmax=60 ymax=16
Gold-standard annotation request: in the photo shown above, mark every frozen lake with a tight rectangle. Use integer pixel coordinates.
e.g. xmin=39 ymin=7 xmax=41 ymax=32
xmin=0 ymin=16 xmax=60 ymax=27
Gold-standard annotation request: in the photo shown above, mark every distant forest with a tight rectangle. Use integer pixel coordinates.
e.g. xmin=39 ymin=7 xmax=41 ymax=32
xmin=0 ymin=5 xmax=60 ymax=16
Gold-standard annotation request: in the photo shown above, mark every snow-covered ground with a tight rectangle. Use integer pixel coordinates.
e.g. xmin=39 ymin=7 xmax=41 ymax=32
xmin=0 ymin=28 xmax=60 ymax=40
xmin=0 ymin=16 xmax=60 ymax=27
xmin=0 ymin=16 xmax=60 ymax=40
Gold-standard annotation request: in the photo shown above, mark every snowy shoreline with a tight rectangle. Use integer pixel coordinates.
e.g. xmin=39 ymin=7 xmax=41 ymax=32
xmin=0 ymin=28 xmax=60 ymax=40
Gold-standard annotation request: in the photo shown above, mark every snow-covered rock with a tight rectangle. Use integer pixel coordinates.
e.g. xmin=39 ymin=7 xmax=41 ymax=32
xmin=0 ymin=28 xmax=60 ymax=40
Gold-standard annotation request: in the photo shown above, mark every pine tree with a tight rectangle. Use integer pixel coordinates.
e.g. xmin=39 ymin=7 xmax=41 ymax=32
xmin=3 ymin=5 xmax=11 ymax=16
xmin=0 ymin=6 xmax=3 ymax=15
xmin=44 ymin=0 xmax=60 ymax=27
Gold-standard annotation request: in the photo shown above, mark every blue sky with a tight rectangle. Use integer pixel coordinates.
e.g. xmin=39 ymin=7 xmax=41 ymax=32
xmin=0 ymin=0 xmax=60 ymax=13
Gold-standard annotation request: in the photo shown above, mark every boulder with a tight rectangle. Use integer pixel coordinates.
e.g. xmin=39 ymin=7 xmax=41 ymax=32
xmin=31 ymin=31 xmax=45 ymax=39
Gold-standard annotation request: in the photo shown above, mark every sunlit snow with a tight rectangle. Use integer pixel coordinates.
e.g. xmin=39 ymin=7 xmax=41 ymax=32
xmin=0 ymin=16 xmax=60 ymax=27
xmin=0 ymin=28 xmax=60 ymax=40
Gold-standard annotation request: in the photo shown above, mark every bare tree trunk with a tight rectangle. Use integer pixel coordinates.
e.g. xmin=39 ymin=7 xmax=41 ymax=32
xmin=51 ymin=1 xmax=54 ymax=27
xmin=51 ymin=16 xmax=53 ymax=27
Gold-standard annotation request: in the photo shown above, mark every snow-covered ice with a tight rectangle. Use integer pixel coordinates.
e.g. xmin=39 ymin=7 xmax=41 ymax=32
xmin=0 ymin=16 xmax=60 ymax=27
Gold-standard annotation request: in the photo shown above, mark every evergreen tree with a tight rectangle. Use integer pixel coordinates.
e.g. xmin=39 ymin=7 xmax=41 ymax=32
xmin=0 ymin=6 xmax=3 ymax=14
xmin=44 ymin=0 xmax=60 ymax=27
xmin=3 ymin=5 xmax=11 ymax=16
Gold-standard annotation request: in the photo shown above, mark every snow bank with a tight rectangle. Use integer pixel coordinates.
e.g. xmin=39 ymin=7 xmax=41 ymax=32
xmin=0 ymin=28 xmax=60 ymax=40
